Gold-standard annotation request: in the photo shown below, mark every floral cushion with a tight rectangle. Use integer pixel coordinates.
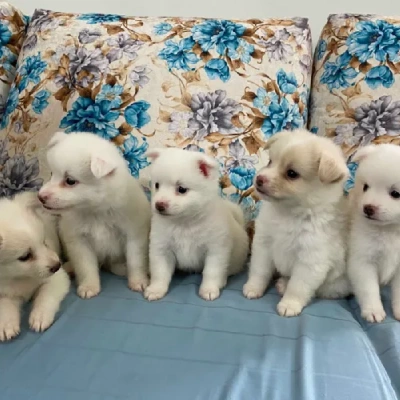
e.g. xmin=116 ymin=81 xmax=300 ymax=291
xmin=0 ymin=2 xmax=28 ymax=128
xmin=0 ymin=9 xmax=312 ymax=221
xmin=309 ymin=14 xmax=400 ymax=192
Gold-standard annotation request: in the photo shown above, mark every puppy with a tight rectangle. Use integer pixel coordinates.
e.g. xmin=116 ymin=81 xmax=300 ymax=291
xmin=243 ymin=129 xmax=351 ymax=317
xmin=0 ymin=192 xmax=70 ymax=341
xmin=144 ymin=148 xmax=249 ymax=301
xmin=39 ymin=132 xmax=151 ymax=299
xmin=348 ymin=144 xmax=400 ymax=323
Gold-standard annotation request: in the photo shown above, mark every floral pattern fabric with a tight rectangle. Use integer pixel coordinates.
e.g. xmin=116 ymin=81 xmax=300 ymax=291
xmin=0 ymin=2 xmax=28 ymax=128
xmin=309 ymin=14 xmax=400 ymax=193
xmin=0 ymin=9 xmax=312 ymax=222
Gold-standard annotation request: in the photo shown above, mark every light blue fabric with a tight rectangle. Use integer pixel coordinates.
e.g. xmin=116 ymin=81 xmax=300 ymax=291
xmin=0 ymin=272 xmax=399 ymax=400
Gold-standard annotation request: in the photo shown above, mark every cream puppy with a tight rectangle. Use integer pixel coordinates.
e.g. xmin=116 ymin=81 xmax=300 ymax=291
xmin=348 ymin=144 xmax=400 ymax=323
xmin=39 ymin=132 xmax=151 ymax=299
xmin=144 ymin=148 xmax=249 ymax=301
xmin=243 ymin=129 xmax=350 ymax=317
xmin=0 ymin=192 xmax=70 ymax=341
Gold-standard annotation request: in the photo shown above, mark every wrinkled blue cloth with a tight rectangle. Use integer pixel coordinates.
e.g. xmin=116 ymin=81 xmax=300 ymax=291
xmin=0 ymin=272 xmax=399 ymax=400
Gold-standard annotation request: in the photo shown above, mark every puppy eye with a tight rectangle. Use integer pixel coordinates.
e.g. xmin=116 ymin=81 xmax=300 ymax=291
xmin=390 ymin=190 xmax=400 ymax=199
xmin=177 ymin=186 xmax=188 ymax=194
xmin=18 ymin=251 xmax=33 ymax=262
xmin=363 ymin=184 xmax=369 ymax=192
xmin=286 ymin=169 xmax=299 ymax=180
xmin=65 ymin=177 xmax=78 ymax=187
xmin=155 ymin=182 xmax=159 ymax=190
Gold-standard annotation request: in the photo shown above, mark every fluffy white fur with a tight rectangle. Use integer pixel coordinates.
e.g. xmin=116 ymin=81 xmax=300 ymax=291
xmin=348 ymin=144 xmax=400 ymax=323
xmin=0 ymin=192 xmax=70 ymax=341
xmin=244 ymin=129 xmax=351 ymax=317
xmin=39 ymin=132 xmax=151 ymax=299
xmin=144 ymin=148 xmax=249 ymax=301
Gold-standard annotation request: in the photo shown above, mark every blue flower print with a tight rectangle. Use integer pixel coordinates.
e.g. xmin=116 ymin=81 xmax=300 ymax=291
xmin=192 ymin=20 xmax=246 ymax=55
xmin=344 ymin=162 xmax=359 ymax=194
xmin=253 ymin=88 xmax=279 ymax=116
xmin=0 ymin=86 xmax=18 ymax=129
xmin=184 ymin=144 xmax=205 ymax=153
xmin=320 ymin=51 xmax=358 ymax=91
xmin=229 ymin=193 xmax=261 ymax=221
xmin=96 ymin=84 xmax=124 ymax=109
xmin=277 ymin=69 xmax=298 ymax=94
xmin=261 ymin=98 xmax=303 ymax=138
xmin=32 ymin=90 xmax=51 ymax=114
xmin=154 ymin=22 xmax=172 ymax=35
xmin=60 ymin=97 xmax=119 ymax=139
xmin=124 ymin=101 xmax=151 ymax=129
xmin=18 ymin=54 xmax=47 ymax=91
xmin=78 ymin=13 xmax=121 ymax=24
xmin=346 ymin=20 xmax=400 ymax=63
xmin=310 ymin=126 xmax=319 ymax=134
xmin=0 ymin=22 xmax=11 ymax=46
xmin=122 ymin=136 xmax=149 ymax=178
xmin=229 ymin=166 xmax=256 ymax=191
xmin=158 ymin=37 xmax=199 ymax=71
xmin=365 ymin=65 xmax=394 ymax=89
xmin=316 ymin=39 xmax=327 ymax=61
xmin=227 ymin=38 xmax=254 ymax=63
xmin=205 ymin=59 xmax=230 ymax=82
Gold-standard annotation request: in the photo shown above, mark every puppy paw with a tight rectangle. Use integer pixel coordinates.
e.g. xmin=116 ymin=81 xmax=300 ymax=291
xmin=144 ymin=284 xmax=168 ymax=301
xmin=361 ymin=306 xmax=386 ymax=323
xmin=277 ymin=300 xmax=303 ymax=317
xmin=199 ymin=285 xmax=221 ymax=301
xmin=29 ymin=309 xmax=55 ymax=333
xmin=77 ymin=284 xmax=100 ymax=299
xmin=275 ymin=277 xmax=288 ymax=296
xmin=243 ymin=282 xmax=265 ymax=299
xmin=0 ymin=320 xmax=20 ymax=342
xmin=128 ymin=276 xmax=149 ymax=293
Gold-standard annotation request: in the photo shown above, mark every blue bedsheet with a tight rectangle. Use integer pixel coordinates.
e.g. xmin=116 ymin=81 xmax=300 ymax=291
xmin=0 ymin=272 xmax=399 ymax=400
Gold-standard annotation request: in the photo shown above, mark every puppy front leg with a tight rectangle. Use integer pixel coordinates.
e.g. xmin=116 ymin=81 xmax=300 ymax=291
xmin=243 ymin=235 xmax=274 ymax=299
xmin=66 ymin=238 xmax=100 ymax=299
xmin=349 ymin=259 xmax=385 ymax=323
xmin=277 ymin=263 xmax=328 ymax=317
xmin=391 ymin=267 xmax=400 ymax=321
xmin=0 ymin=297 xmax=21 ymax=342
xmin=126 ymin=235 xmax=149 ymax=293
xmin=200 ymin=247 xmax=230 ymax=301
xmin=144 ymin=249 xmax=175 ymax=301
xmin=29 ymin=270 xmax=70 ymax=332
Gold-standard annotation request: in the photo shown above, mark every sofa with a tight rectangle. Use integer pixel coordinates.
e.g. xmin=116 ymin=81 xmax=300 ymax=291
xmin=0 ymin=4 xmax=399 ymax=399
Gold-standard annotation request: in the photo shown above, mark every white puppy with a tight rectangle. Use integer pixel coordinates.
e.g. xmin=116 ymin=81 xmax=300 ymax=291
xmin=348 ymin=144 xmax=400 ymax=323
xmin=244 ymin=129 xmax=351 ymax=317
xmin=144 ymin=148 xmax=249 ymax=301
xmin=0 ymin=192 xmax=70 ymax=341
xmin=39 ymin=132 xmax=151 ymax=299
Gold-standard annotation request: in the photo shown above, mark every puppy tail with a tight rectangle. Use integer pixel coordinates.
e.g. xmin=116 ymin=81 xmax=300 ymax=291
xmin=226 ymin=201 xmax=245 ymax=227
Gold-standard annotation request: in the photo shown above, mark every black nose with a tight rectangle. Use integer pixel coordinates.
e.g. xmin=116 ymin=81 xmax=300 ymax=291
xmin=256 ymin=175 xmax=267 ymax=187
xmin=363 ymin=205 xmax=376 ymax=217
xmin=155 ymin=202 xmax=166 ymax=212
xmin=49 ymin=262 xmax=61 ymax=274
xmin=38 ymin=194 xmax=46 ymax=204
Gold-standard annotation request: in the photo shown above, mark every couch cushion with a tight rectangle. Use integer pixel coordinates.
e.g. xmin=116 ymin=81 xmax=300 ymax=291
xmin=309 ymin=14 xmax=400 ymax=192
xmin=0 ymin=2 xmax=28 ymax=128
xmin=0 ymin=9 xmax=312 ymax=221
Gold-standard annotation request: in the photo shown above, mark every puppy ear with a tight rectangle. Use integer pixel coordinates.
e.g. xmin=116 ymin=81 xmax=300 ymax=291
xmin=318 ymin=153 xmax=349 ymax=184
xmin=90 ymin=156 xmax=116 ymax=179
xmin=146 ymin=149 xmax=162 ymax=162
xmin=352 ymin=145 xmax=376 ymax=163
xmin=47 ymin=131 xmax=67 ymax=150
xmin=197 ymin=155 xmax=219 ymax=178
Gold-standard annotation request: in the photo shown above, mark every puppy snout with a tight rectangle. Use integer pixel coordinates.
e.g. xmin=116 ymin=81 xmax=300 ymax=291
xmin=38 ymin=192 xmax=49 ymax=204
xmin=256 ymin=175 xmax=268 ymax=188
xmin=363 ymin=204 xmax=377 ymax=218
xmin=155 ymin=201 xmax=168 ymax=213
xmin=49 ymin=262 xmax=61 ymax=274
